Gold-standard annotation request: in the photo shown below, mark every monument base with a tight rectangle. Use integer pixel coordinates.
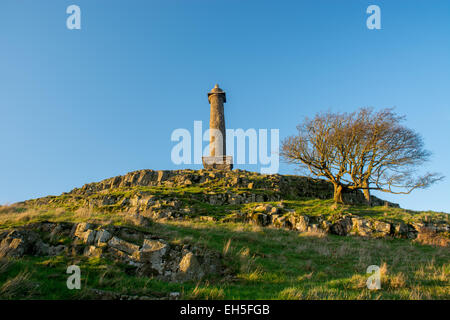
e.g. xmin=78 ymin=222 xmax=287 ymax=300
xmin=202 ymin=156 xmax=233 ymax=171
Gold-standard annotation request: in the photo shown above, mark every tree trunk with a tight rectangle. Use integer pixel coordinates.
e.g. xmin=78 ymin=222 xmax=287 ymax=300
xmin=362 ymin=181 xmax=371 ymax=206
xmin=333 ymin=184 xmax=344 ymax=204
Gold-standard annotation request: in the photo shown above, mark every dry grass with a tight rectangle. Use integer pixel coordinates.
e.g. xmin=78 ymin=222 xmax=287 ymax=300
xmin=349 ymin=274 xmax=367 ymax=289
xmin=301 ymin=228 xmax=328 ymax=238
xmin=0 ymin=258 xmax=12 ymax=274
xmin=297 ymin=272 xmax=314 ymax=281
xmin=238 ymin=246 xmax=262 ymax=279
xmin=245 ymin=267 xmax=264 ymax=281
xmin=0 ymin=271 xmax=37 ymax=299
xmin=386 ymin=272 xmax=407 ymax=289
xmin=408 ymin=286 xmax=432 ymax=300
xmin=280 ymin=286 xmax=351 ymax=300
xmin=74 ymin=207 xmax=92 ymax=219
xmin=379 ymin=262 xmax=388 ymax=277
xmin=0 ymin=208 xmax=41 ymax=227
xmin=188 ymin=283 xmax=225 ymax=299
xmin=54 ymin=207 xmax=66 ymax=215
xmin=279 ymin=287 xmax=304 ymax=299
xmin=222 ymin=238 xmax=232 ymax=255
xmin=0 ymin=203 xmax=14 ymax=214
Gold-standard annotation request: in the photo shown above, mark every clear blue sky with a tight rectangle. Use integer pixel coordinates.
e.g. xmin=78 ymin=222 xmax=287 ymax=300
xmin=1 ymin=0 xmax=449 ymax=212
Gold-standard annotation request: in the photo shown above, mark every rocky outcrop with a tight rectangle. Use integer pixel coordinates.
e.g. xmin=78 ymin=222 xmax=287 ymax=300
xmin=0 ymin=227 xmax=66 ymax=259
xmin=63 ymin=169 xmax=398 ymax=207
xmin=0 ymin=222 xmax=225 ymax=282
xmin=14 ymin=170 xmax=404 ymax=232
xmin=8 ymin=169 xmax=448 ymax=243
xmin=235 ymin=203 xmax=449 ymax=240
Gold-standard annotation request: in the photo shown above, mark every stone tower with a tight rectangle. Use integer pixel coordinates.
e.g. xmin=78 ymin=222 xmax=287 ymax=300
xmin=202 ymin=84 xmax=233 ymax=170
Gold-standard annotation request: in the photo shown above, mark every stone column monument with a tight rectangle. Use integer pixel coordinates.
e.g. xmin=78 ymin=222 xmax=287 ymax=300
xmin=202 ymin=84 xmax=233 ymax=170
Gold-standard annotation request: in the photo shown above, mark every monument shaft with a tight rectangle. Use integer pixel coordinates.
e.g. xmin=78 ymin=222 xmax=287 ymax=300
xmin=209 ymin=91 xmax=226 ymax=156
xmin=202 ymin=84 xmax=233 ymax=170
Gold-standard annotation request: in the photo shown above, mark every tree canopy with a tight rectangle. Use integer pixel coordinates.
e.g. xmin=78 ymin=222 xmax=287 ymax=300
xmin=281 ymin=108 xmax=443 ymax=204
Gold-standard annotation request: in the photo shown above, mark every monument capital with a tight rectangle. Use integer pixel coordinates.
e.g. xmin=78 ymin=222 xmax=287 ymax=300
xmin=207 ymin=84 xmax=226 ymax=103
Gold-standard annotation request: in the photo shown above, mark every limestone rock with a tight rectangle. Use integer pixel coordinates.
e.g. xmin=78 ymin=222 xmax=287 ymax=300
xmin=0 ymin=230 xmax=46 ymax=258
xmin=351 ymin=217 xmax=371 ymax=236
xmin=373 ymin=221 xmax=392 ymax=236
xmin=393 ymin=222 xmax=408 ymax=237
xmin=83 ymin=229 xmax=97 ymax=245
xmin=0 ymin=236 xmax=25 ymax=258
xmin=108 ymin=237 xmax=140 ymax=255
xmin=252 ymin=213 xmax=271 ymax=226
xmin=331 ymin=218 xmax=353 ymax=236
xmin=177 ymin=251 xmax=204 ymax=281
xmin=84 ymin=245 xmax=103 ymax=258
xmin=48 ymin=245 xmax=67 ymax=256
xmin=135 ymin=239 xmax=168 ymax=276
xmin=74 ymin=222 xmax=91 ymax=237
xmin=291 ymin=215 xmax=310 ymax=232
xmin=95 ymin=229 xmax=112 ymax=245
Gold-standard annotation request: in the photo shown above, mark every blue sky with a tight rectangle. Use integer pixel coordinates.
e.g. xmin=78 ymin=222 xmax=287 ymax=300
xmin=0 ymin=0 xmax=449 ymax=212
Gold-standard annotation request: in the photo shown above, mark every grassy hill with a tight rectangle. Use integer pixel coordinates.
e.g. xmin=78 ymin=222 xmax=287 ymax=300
xmin=0 ymin=169 xmax=448 ymax=300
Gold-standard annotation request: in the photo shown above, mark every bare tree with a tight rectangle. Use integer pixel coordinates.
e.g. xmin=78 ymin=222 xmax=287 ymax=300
xmin=281 ymin=108 xmax=443 ymax=205
xmin=281 ymin=111 xmax=353 ymax=203
xmin=340 ymin=108 xmax=443 ymax=204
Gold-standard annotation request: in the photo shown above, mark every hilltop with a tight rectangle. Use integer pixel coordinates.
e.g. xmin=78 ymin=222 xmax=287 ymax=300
xmin=0 ymin=169 xmax=448 ymax=300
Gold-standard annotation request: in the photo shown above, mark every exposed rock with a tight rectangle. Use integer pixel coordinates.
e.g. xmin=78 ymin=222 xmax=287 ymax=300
xmin=289 ymin=215 xmax=310 ymax=232
xmin=0 ymin=221 xmax=226 ymax=283
xmin=330 ymin=218 xmax=353 ymax=236
xmin=393 ymin=222 xmax=408 ymax=238
xmin=2 ymin=167 xmax=447 ymax=294
xmin=49 ymin=224 xmax=68 ymax=240
xmin=65 ymin=169 xmax=399 ymax=208
xmin=177 ymin=251 xmax=204 ymax=281
xmin=0 ymin=236 xmax=26 ymax=258
xmin=251 ymin=213 xmax=271 ymax=226
xmin=74 ymin=222 xmax=91 ymax=237
xmin=128 ymin=213 xmax=151 ymax=227
xmin=48 ymin=245 xmax=67 ymax=256
xmin=84 ymin=245 xmax=103 ymax=258
xmin=351 ymin=217 xmax=371 ymax=236
xmin=320 ymin=220 xmax=332 ymax=233
xmin=0 ymin=230 xmax=48 ymax=258
xmin=108 ymin=237 xmax=140 ymax=255
xmin=307 ymin=224 xmax=321 ymax=233
xmin=73 ymin=223 xmax=98 ymax=245
xmin=95 ymin=229 xmax=112 ymax=245
xmin=135 ymin=239 xmax=168 ymax=276
xmin=83 ymin=230 xmax=97 ymax=245
xmin=373 ymin=221 xmax=392 ymax=236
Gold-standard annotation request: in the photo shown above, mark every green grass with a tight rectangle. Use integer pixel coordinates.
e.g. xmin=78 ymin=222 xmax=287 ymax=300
xmin=0 ymin=182 xmax=448 ymax=300
xmin=1 ymin=218 xmax=448 ymax=300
